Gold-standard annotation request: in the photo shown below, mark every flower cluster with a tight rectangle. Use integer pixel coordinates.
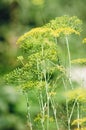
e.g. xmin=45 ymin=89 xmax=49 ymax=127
xmin=52 ymin=27 xmax=80 ymax=37
xmin=72 ymin=117 xmax=86 ymax=125
xmin=83 ymin=38 xmax=86 ymax=44
xmin=45 ymin=15 xmax=82 ymax=35
xmin=17 ymin=16 xmax=82 ymax=46
xmin=71 ymin=58 xmax=86 ymax=64
xmin=65 ymin=88 xmax=86 ymax=102
xmin=74 ymin=128 xmax=86 ymax=130
xmin=17 ymin=27 xmax=53 ymax=44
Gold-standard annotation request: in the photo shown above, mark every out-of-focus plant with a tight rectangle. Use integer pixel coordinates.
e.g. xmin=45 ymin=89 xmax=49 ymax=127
xmin=0 ymin=85 xmax=28 ymax=130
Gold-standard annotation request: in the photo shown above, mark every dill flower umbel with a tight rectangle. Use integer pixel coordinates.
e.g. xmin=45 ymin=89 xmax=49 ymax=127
xmin=83 ymin=38 xmax=86 ymax=44
xmin=72 ymin=117 xmax=86 ymax=125
xmin=52 ymin=27 xmax=80 ymax=37
xmin=17 ymin=15 xmax=82 ymax=44
xmin=45 ymin=15 xmax=82 ymax=35
xmin=71 ymin=58 xmax=86 ymax=64
xmin=17 ymin=27 xmax=53 ymax=44
xmin=65 ymin=88 xmax=86 ymax=102
xmin=74 ymin=128 xmax=86 ymax=130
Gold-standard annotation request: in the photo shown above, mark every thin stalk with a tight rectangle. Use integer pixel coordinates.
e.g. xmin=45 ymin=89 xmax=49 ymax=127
xmin=65 ymin=36 xmax=73 ymax=89
xmin=55 ymin=37 xmax=71 ymax=129
xmin=42 ymin=43 xmax=44 ymax=57
xmin=41 ymin=43 xmax=50 ymax=130
xmin=39 ymin=91 xmax=45 ymax=130
xmin=77 ymin=102 xmax=80 ymax=129
xmin=69 ymin=99 xmax=77 ymax=126
xmin=50 ymin=97 xmax=60 ymax=130
xmin=42 ymin=61 xmax=49 ymax=130
xmin=47 ymin=93 xmax=50 ymax=130
xmin=65 ymin=36 xmax=71 ymax=77
xmin=37 ymin=59 xmax=45 ymax=130
xmin=62 ymin=78 xmax=70 ymax=130
xmin=45 ymin=72 xmax=49 ymax=130
xmin=24 ymin=92 xmax=32 ymax=130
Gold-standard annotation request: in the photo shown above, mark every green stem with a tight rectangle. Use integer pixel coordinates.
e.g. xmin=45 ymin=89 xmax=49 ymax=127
xmin=65 ymin=36 xmax=73 ymax=89
xmin=24 ymin=92 xmax=32 ymax=130
xmin=62 ymin=78 xmax=70 ymax=130
xmin=65 ymin=36 xmax=71 ymax=75
xmin=50 ymin=97 xmax=60 ymax=130
xmin=44 ymin=70 xmax=49 ymax=130
xmin=68 ymin=98 xmax=77 ymax=130
xmin=41 ymin=42 xmax=50 ymax=130
xmin=40 ymin=91 xmax=45 ymax=130
xmin=37 ymin=59 xmax=45 ymax=130
xmin=77 ymin=102 xmax=80 ymax=129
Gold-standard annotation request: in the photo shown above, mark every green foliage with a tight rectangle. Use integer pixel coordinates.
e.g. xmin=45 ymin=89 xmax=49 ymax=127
xmin=4 ymin=15 xmax=82 ymax=84
xmin=2 ymin=15 xmax=84 ymax=130
xmin=0 ymin=0 xmax=86 ymax=129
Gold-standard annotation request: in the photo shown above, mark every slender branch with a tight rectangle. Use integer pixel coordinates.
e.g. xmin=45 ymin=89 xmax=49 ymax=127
xmin=41 ymin=43 xmax=50 ymax=130
xmin=65 ymin=36 xmax=73 ymax=89
xmin=77 ymin=102 xmax=80 ymax=129
xmin=62 ymin=78 xmax=70 ymax=130
xmin=24 ymin=92 xmax=32 ymax=130
xmin=43 ymin=67 xmax=49 ymax=130
xmin=50 ymin=97 xmax=60 ymax=130
xmin=39 ymin=91 xmax=45 ymax=130
xmin=37 ymin=59 xmax=45 ymax=130
xmin=68 ymin=98 xmax=78 ymax=130
xmin=65 ymin=36 xmax=71 ymax=76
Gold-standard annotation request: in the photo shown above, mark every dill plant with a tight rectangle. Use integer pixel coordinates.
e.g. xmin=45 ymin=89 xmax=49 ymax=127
xmin=3 ymin=15 xmax=84 ymax=130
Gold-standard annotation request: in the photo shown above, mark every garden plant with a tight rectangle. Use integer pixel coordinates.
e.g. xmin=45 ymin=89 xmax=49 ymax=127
xmin=3 ymin=15 xmax=86 ymax=130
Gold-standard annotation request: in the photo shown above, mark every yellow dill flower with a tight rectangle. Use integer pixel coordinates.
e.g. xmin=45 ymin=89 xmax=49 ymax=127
xmin=74 ymin=128 xmax=86 ymax=130
xmin=45 ymin=16 xmax=82 ymax=34
xmin=21 ymin=81 xmax=39 ymax=90
xmin=72 ymin=117 xmax=86 ymax=125
xmin=71 ymin=58 xmax=86 ymax=64
xmin=53 ymin=27 xmax=80 ymax=37
xmin=65 ymin=88 xmax=86 ymax=102
xmin=31 ymin=0 xmax=44 ymax=5
xmin=17 ymin=16 xmax=82 ymax=45
xmin=17 ymin=27 xmax=53 ymax=44
xmin=83 ymin=38 xmax=86 ymax=44
xmin=27 ymin=27 xmax=52 ymax=36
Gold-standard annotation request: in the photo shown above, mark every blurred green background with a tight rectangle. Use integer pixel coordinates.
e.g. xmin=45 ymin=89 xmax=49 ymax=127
xmin=0 ymin=0 xmax=86 ymax=129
